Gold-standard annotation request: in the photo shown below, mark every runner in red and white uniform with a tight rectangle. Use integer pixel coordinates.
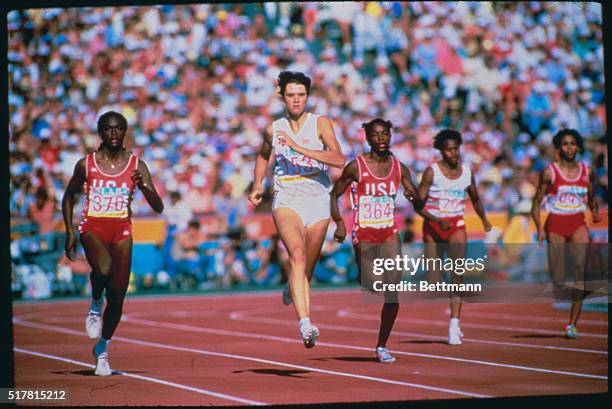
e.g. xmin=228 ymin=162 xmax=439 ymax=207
xmin=331 ymin=118 xmax=424 ymax=363
xmin=531 ymin=128 xmax=600 ymax=339
xmin=417 ymin=129 xmax=491 ymax=345
xmin=62 ymin=111 xmax=164 ymax=376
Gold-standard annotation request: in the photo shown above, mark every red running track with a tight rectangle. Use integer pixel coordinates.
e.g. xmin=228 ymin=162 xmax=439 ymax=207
xmin=12 ymin=289 xmax=608 ymax=406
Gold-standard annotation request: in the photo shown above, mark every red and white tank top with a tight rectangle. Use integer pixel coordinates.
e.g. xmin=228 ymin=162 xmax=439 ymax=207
xmin=351 ymin=155 xmax=401 ymax=234
xmin=545 ymin=162 xmax=589 ymax=215
xmin=81 ymin=152 xmax=138 ymax=222
xmin=424 ymin=162 xmax=471 ymax=219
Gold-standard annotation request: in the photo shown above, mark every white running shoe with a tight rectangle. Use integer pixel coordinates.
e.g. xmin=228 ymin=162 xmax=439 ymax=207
xmin=301 ymin=324 xmax=319 ymax=349
xmin=282 ymin=286 xmax=292 ymax=306
xmin=85 ymin=312 xmax=102 ymax=339
xmin=448 ymin=327 xmax=463 ymax=345
xmin=94 ymin=352 xmax=112 ymax=376
xmin=457 ymin=327 xmax=464 ymax=338
xmin=376 ymin=347 xmax=396 ymax=363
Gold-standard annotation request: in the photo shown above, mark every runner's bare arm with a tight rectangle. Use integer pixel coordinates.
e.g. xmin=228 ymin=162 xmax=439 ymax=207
xmin=132 ymin=159 xmax=164 ymax=213
xmin=467 ymin=170 xmax=491 ymax=231
xmin=399 ymin=162 xmax=425 ymax=211
xmin=414 ymin=166 xmax=446 ymax=225
xmin=330 ymin=160 xmax=358 ymax=242
xmin=588 ymin=167 xmax=600 ymax=223
xmin=249 ymin=124 xmax=274 ymax=206
xmin=276 ymin=116 xmax=345 ymax=168
xmin=531 ymin=167 xmax=552 ymax=244
xmin=61 ymin=158 xmax=86 ymax=260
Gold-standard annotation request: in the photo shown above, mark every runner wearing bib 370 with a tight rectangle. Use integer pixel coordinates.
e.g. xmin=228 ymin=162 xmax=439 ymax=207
xmin=417 ymin=129 xmax=491 ymax=346
xmin=249 ymin=71 xmax=345 ymax=348
xmin=531 ymin=128 xmax=600 ymax=339
xmin=331 ymin=118 xmax=424 ymax=363
xmin=62 ymin=111 xmax=164 ymax=376
xmin=78 ymin=151 xmax=139 ymax=244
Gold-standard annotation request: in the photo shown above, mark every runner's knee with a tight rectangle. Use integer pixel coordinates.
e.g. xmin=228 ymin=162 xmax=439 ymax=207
xmin=92 ymin=263 xmax=112 ymax=279
xmin=288 ymin=247 xmax=306 ymax=266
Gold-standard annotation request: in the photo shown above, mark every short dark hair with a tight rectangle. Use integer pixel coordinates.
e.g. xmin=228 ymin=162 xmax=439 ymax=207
xmin=188 ymin=219 xmax=200 ymax=230
xmin=552 ymin=128 xmax=584 ymax=153
xmin=362 ymin=118 xmax=393 ymax=138
xmin=35 ymin=187 xmax=48 ymax=200
xmin=433 ymin=129 xmax=462 ymax=150
xmin=97 ymin=111 xmax=127 ymax=135
xmin=277 ymin=71 xmax=311 ymax=96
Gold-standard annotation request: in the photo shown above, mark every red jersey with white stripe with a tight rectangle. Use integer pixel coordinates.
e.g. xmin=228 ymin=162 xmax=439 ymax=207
xmin=350 ymin=155 xmax=401 ymax=244
xmin=424 ymin=162 xmax=471 ymax=219
xmin=545 ymin=162 xmax=589 ymax=215
xmin=80 ymin=152 xmax=138 ymax=225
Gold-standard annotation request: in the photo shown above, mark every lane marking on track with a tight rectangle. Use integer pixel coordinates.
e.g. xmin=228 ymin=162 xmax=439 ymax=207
xmin=13 ymin=319 xmax=489 ymax=398
xmin=125 ymin=307 xmax=607 ymax=355
xmin=14 ymin=347 xmax=267 ymax=406
xmin=121 ymin=313 xmax=607 ymax=381
xmin=337 ymin=309 xmax=608 ymax=339
xmin=226 ymin=308 xmax=608 ymax=356
xmin=441 ymin=309 xmax=608 ymax=326
xmin=12 ymin=287 xmax=359 ymax=307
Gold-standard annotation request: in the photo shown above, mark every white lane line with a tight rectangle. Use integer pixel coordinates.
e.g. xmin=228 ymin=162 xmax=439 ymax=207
xmin=143 ymin=307 xmax=606 ymax=356
xmin=13 ymin=319 xmax=488 ymax=398
xmin=335 ymin=310 xmax=608 ymax=354
xmin=12 ymin=288 xmax=358 ymax=308
xmin=13 ymin=347 xmax=267 ymax=406
xmin=227 ymin=309 xmax=608 ymax=356
xmin=337 ymin=309 xmax=608 ymax=339
xmin=441 ymin=309 xmax=608 ymax=326
xmin=120 ymin=314 xmax=607 ymax=381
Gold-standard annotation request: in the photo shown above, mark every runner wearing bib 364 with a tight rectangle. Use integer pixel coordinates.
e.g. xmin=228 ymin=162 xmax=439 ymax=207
xmin=248 ymin=71 xmax=345 ymax=348
xmin=417 ymin=129 xmax=491 ymax=346
xmin=331 ymin=118 xmax=424 ymax=363
xmin=531 ymin=128 xmax=600 ymax=339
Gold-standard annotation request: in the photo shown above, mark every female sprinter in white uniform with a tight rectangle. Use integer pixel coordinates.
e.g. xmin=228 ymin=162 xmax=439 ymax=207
xmin=249 ymin=71 xmax=345 ymax=348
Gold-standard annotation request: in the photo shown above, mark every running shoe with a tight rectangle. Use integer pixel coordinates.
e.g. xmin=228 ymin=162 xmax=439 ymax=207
xmin=301 ymin=324 xmax=319 ymax=348
xmin=93 ymin=350 xmax=112 ymax=376
xmin=448 ymin=327 xmax=463 ymax=345
xmin=457 ymin=327 xmax=464 ymax=338
xmin=564 ymin=324 xmax=579 ymax=339
xmin=375 ymin=347 xmax=396 ymax=363
xmin=282 ymin=285 xmax=292 ymax=306
xmin=85 ymin=311 xmax=102 ymax=339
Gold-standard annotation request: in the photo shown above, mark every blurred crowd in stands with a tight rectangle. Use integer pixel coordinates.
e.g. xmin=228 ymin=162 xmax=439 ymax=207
xmin=8 ymin=2 xmax=608 ymax=297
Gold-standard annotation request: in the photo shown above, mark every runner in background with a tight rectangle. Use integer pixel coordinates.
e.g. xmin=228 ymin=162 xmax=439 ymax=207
xmin=531 ymin=128 xmax=600 ymax=339
xmin=417 ymin=129 xmax=492 ymax=345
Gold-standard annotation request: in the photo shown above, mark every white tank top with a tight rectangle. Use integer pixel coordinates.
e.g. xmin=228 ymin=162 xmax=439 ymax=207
xmin=272 ymin=113 xmax=331 ymax=199
xmin=424 ymin=162 xmax=471 ymax=218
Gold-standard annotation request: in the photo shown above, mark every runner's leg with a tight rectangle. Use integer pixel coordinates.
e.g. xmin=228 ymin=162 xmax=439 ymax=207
xmin=303 ymin=218 xmax=329 ymax=314
xmin=101 ymin=236 xmax=133 ymax=340
xmin=568 ymin=225 xmax=590 ymax=328
xmin=273 ymin=208 xmax=308 ymax=319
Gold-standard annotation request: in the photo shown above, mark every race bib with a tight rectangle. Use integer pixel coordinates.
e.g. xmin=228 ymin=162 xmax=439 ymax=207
xmin=555 ymin=185 xmax=587 ymax=210
xmin=358 ymin=196 xmax=394 ymax=229
xmin=437 ymin=190 xmax=466 ymax=214
xmin=275 ymin=150 xmax=323 ymax=183
xmin=87 ymin=185 xmax=130 ymax=218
